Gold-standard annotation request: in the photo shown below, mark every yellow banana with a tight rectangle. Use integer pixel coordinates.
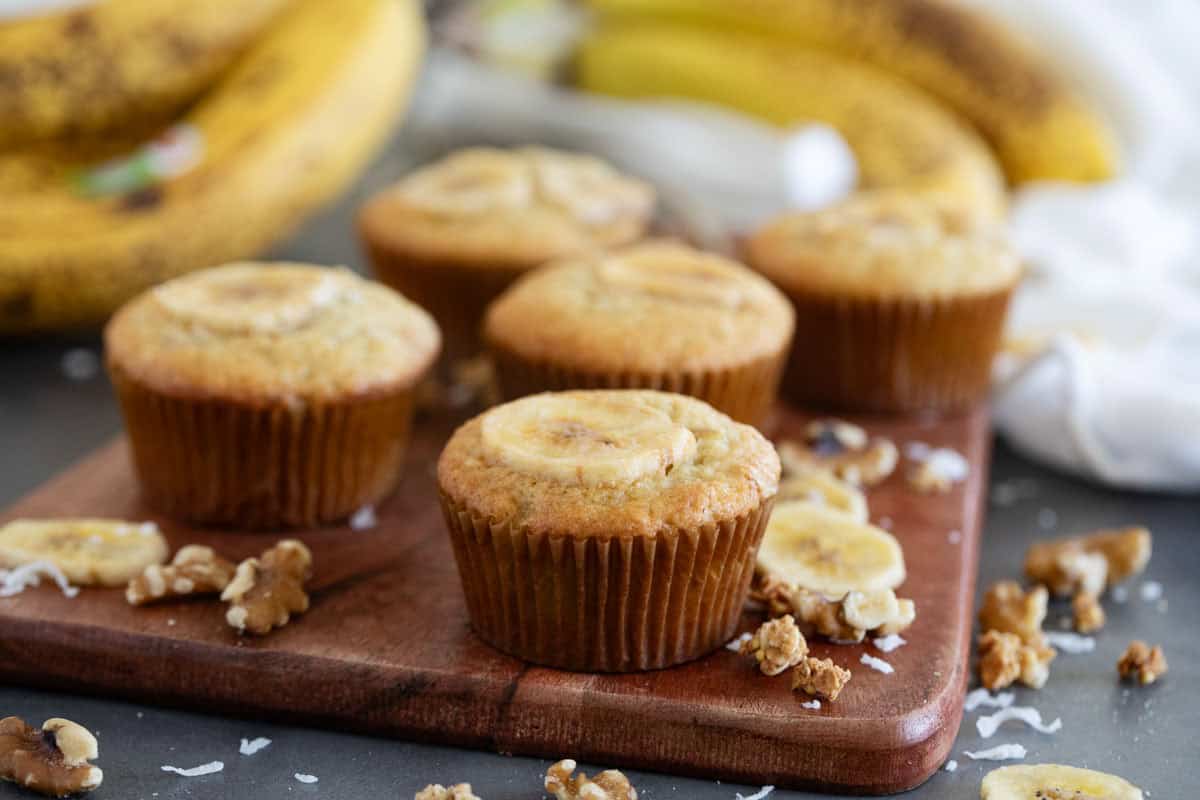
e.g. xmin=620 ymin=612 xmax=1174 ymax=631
xmin=575 ymin=24 xmax=1006 ymax=220
xmin=0 ymin=0 xmax=425 ymax=334
xmin=0 ymin=0 xmax=291 ymax=146
xmin=585 ymin=0 xmax=1119 ymax=184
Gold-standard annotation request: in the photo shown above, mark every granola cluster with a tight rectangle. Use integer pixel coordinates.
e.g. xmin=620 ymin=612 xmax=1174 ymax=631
xmin=739 ymin=615 xmax=808 ymax=676
xmin=792 ymin=657 xmax=852 ymax=702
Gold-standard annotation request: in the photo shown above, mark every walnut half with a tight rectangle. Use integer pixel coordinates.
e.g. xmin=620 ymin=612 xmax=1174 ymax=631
xmin=221 ymin=539 xmax=313 ymax=635
xmin=545 ymin=759 xmax=637 ymax=800
xmin=126 ymin=545 xmax=236 ymax=606
xmin=415 ymin=784 xmax=481 ymax=800
xmin=0 ymin=717 xmax=102 ymax=797
xmin=1117 ymin=641 xmax=1167 ymax=686
xmin=740 ymin=615 xmax=808 ymax=676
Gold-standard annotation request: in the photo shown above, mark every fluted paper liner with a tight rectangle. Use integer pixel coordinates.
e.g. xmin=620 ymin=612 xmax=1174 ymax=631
xmin=111 ymin=367 xmax=417 ymax=529
xmin=440 ymin=492 xmax=774 ymax=672
xmin=488 ymin=341 xmax=788 ymax=428
xmin=781 ymin=287 xmax=1014 ymax=413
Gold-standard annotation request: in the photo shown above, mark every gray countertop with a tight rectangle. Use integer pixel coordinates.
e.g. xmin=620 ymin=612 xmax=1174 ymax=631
xmin=2 ymin=124 xmax=1197 ymax=800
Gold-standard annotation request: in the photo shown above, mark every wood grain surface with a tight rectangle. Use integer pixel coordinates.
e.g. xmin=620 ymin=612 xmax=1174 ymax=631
xmin=0 ymin=405 xmax=988 ymax=794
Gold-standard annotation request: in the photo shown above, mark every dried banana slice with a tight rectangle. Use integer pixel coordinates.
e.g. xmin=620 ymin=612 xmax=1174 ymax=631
xmin=757 ymin=502 xmax=904 ymax=596
xmin=981 ymin=763 xmax=1143 ymax=800
xmin=0 ymin=519 xmax=167 ymax=588
xmin=776 ymin=470 xmax=869 ymax=523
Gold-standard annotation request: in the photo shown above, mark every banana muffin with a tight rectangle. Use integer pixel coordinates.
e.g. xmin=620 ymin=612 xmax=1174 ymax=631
xmin=484 ymin=241 xmax=794 ymax=427
xmin=106 ymin=261 xmax=440 ymax=528
xmin=746 ymin=191 xmax=1021 ymax=412
xmin=358 ymin=146 xmax=656 ymax=366
xmin=437 ymin=389 xmax=780 ymax=671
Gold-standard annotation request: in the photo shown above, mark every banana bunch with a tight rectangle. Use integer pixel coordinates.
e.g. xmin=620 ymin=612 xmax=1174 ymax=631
xmin=0 ymin=0 xmax=425 ymax=334
xmin=981 ymin=764 xmax=1143 ymax=799
xmin=575 ymin=24 xmax=1007 ymax=220
xmin=581 ymin=0 xmax=1118 ymax=186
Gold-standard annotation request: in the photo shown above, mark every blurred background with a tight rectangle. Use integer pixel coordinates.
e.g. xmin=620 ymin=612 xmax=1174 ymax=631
xmin=1 ymin=0 xmax=1198 ymax=493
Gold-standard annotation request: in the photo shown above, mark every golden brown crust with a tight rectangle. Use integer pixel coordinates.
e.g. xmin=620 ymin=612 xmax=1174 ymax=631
xmin=105 ymin=262 xmax=440 ymax=404
xmin=746 ymin=190 xmax=1021 ymax=298
xmin=484 ymin=241 xmax=794 ymax=374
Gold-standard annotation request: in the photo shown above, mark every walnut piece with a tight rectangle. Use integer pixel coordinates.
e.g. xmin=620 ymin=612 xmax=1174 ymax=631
xmin=1072 ymin=592 xmax=1106 ymax=634
xmin=221 ymin=539 xmax=312 ymax=635
xmin=790 ymin=587 xmax=864 ymax=642
xmin=1117 ymin=641 xmax=1167 ymax=685
xmin=126 ymin=545 xmax=236 ymax=605
xmin=0 ymin=717 xmax=102 ymax=797
xmin=740 ymin=615 xmax=808 ymax=675
xmin=415 ymin=783 xmax=481 ymax=800
xmin=977 ymin=630 xmax=1056 ymax=690
xmin=777 ymin=419 xmax=898 ymax=487
xmin=978 ymin=581 xmax=1048 ymax=646
xmin=1025 ymin=527 xmax=1151 ymax=597
xmin=762 ymin=584 xmax=916 ymax=643
xmin=791 ymin=656 xmax=851 ymax=701
xmin=545 ymin=759 xmax=637 ymax=800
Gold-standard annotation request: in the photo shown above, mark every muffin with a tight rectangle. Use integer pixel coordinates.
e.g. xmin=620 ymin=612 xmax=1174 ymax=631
xmin=437 ymin=390 xmax=780 ymax=671
xmin=358 ymin=146 xmax=656 ymax=366
xmin=484 ymin=241 xmax=794 ymax=427
xmin=106 ymin=262 xmax=440 ymax=528
xmin=746 ymin=191 xmax=1021 ymax=413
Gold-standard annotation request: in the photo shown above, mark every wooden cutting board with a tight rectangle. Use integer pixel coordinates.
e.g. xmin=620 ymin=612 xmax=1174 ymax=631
xmin=0 ymin=405 xmax=987 ymax=794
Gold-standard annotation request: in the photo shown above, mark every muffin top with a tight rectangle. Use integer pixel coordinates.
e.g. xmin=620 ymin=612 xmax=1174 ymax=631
xmin=438 ymin=390 xmax=780 ymax=538
xmin=106 ymin=262 xmax=440 ymax=402
xmin=358 ymin=147 xmax=656 ymax=268
xmin=484 ymin=241 xmax=794 ymax=373
xmin=746 ymin=191 xmax=1022 ymax=298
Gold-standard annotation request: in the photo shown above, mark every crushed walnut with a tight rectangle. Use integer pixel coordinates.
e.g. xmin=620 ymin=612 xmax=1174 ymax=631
xmin=126 ymin=545 xmax=236 ymax=606
xmin=977 ymin=630 xmax=1056 ymax=691
xmin=544 ymin=759 xmax=637 ymax=800
xmin=221 ymin=539 xmax=312 ymax=635
xmin=758 ymin=582 xmax=916 ymax=643
xmin=777 ymin=419 xmax=898 ymax=487
xmin=414 ymin=783 xmax=481 ymax=800
xmin=1072 ymin=592 xmax=1106 ymax=634
xmin=978 ymin=581 xmax=1048 ymax=646
xmin=740 ymin=615 xmax=808 ymax=676
xmin=1025 ymin=526 xmax=1151 ymax=597
xmin=792 ymin=656 xmax=851 ymax=701
xmin=1117 ymin=641 xmax=1167 ymax=686
xmin=0 ymin=717 xmax=102 ymax=797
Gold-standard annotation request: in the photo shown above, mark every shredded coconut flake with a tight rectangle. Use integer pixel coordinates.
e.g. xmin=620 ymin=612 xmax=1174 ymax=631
xmin=294 ymin=773 xmax=318 ymax=784
xmin=965 ymin=688 xmax=1015 ymax=712
xmin=800 ymin=699 xmax=821 ymax=710
xmin=239 ymin=737 xmax=271 ymax=756
xmin=0 ymin=561 xmax=80 ymax=598
xmin=860 ymin=653 xmax=894 ymax=674
xmin=349 ymin=505 xmax=377 ymax=531
xmin=1140 ymin=581 xmax=1163 ymax=602
xmin=735 ymin=786 xmax=774 ymax=800
xmin=976 ymin=706 xmax=1062 ymax=738
xmin=161 ymin=761 xmax=224 ymax=777
xmin=1044 ymin=631 xmax=1096 ymax=654
xmin=905 ymin=441 xmax=931 ymax=460
xmin=873 ymin=634 xmax=907 ymax=653
xmin=917 ymin=448 xmax=969 ymax=482
xmin=1112 ymin=585 xmax=1129 ymax=603
xmin=726 ymin=632 xmax=752 ymax=652
xmin=877 ymin=516 xmax=893 ymax=530
xmin=944 ymin=760 xmax=958 ymax=773
xmin=964 ymin=744 xmax=1026 ymax=761
xmin=990 ymin=478 xmax=1039 ymax=506
xmin=948 ymin=529 xmax=962 ymax=544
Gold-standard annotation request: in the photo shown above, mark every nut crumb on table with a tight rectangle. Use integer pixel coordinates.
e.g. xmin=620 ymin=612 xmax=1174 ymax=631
xmin=777 ymin=420 xmax=898 ymax=487
xmin=978 ymin=630 xmax=1056 ymax=691
xmin=545 ymin=759 xmax=638 ymax=800
xmin=126 ymin=545 xmax=236 ymax=605
xmin=1117 ymin=641 xmax=1168 ymax=685
xmin=221 ymin=539 xmax=312 ymax=635
xmin=1071 ymin=591 xmax=1106 ymax=634
xmin=740 ymin=615 xmax=808 ymax=676
xmin=0 ymin=716 xmax=102 ymax=797
xmin=415 ymin=783 xmax=481 ymax=800
xmin=978 ymin=581 xmax=1048 ymax=646
xmin=792 ymin=656 xmax=851 ymax=701
xmin=1025 ymin=526 xmax=1151 ymax=597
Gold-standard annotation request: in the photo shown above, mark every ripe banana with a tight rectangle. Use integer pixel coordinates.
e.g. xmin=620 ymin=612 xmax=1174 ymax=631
xmin=0 ymin=0 xmax=291 ymax=147
xmin=480 ymin=391 xmax=699 ymax=487
xmin=584 ymin=0 xmax=1119 ymax=185
xmin=575 ymin=24 xmax=1007 ymax=220
xmin=0 ymin=518 xmax=168 ymax=587
xmin=757 ymin=501 xmax=904 ymax=596
xmin=0 ymin=0 xmax=425 ymax=334
xmin=981 ymin=764 xmax=1143 ymax=800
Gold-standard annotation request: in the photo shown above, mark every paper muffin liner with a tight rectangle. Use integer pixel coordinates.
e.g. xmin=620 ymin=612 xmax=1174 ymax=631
xmin=487 ymin=341 xmax=788 ymax=428
xmin=361 ymin=240 xmax=529 ymax=370
xmin=779 ymin=286 xmax=1014 ymax=413
xmin=111 ymin=366 xmax=417 ymax=529
xmin=439 ymin=492 xmax=774 ymax=672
